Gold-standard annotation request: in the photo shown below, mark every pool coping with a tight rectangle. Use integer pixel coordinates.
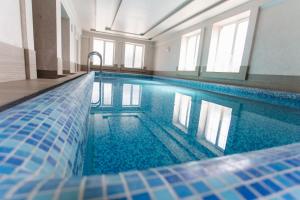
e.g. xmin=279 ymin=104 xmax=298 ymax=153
xmin=0 ymin=72 xmax=86 ymax=112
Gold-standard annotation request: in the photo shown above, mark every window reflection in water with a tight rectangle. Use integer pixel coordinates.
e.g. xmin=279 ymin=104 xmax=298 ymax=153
xmin=122 ymin=84 xmax=142 ymax=107
xmin=91 ymin=82 xmax=100 ymax=104
xmin=198 ymin=101 xmax=232 ymax=151
xmin=101 ymin=83 xmax=113 ymax=107
xmin=172 ymin=93 xmax=192 ymax=133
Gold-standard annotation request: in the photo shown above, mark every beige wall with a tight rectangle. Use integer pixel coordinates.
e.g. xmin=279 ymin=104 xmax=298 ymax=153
xmin=0 ymin=0 xmax=23 ymax=48
xmin=81 ymin=31 xmax=155 ymax=70
xmin=62 ymin=17 xmax=71 ymax=72
xmin=153 ymin=0 xmax=300 ymax=77
xmin=0 ymin=0 xmax=33 ymax=82
xmin=249 ymin=0 xmax=300 ymax=75
xmin=0 ymin=0 xmax=80 ymax=81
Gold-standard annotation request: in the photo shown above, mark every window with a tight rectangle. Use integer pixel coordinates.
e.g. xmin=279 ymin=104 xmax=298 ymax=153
xmin=197 ymin=101 xmax=232 ymax=150
xmin=124 ymin=43 xmax=144 ymax=69
xmin=172 ymin=93 xmax=192 ymax=133
xmin=91 ymin=82 xmax=100 ymax=104
xmin=122 ymin=84 xmax=142 ymax=107
xmin=207 ymin=11 xmax=250 ymax=73
xmin=178 ymin=30 xmax=201 ymax=71
xmin=101 ymin=83 xmax=113 ymax=107
xmin=93 ymin=38 xmax=114 ymax=66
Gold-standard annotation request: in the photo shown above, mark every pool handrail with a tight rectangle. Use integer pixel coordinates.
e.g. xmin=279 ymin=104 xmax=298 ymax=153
xmin=87 ymin=51 xmax=103 ymax=73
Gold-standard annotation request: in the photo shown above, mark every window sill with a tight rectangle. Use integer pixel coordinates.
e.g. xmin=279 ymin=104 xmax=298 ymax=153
xmin=122 ymin=67 xmax=144 ymax=70
xmin=201 ymin=65 xmax=248 ymax=80
xmin=176 ymin=67 xmax=199 ymax=79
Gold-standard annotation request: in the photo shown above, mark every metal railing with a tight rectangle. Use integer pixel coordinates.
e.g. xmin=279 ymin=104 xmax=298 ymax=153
xmin=87 ymin=51 xmax=103 ymax=73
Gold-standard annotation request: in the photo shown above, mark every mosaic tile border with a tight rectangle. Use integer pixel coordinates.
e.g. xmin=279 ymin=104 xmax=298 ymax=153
xmin=0 ymin=73 xmax=94 ymax=179
xmin=1 ymin=143 xmax=300 ymax=199
xmin=95 ymin=72 xmax=300 ymax=109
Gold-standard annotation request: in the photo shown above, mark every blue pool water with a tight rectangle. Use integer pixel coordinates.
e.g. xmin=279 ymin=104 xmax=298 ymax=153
xmin=83 ymin=73 xmax=300 ymax=175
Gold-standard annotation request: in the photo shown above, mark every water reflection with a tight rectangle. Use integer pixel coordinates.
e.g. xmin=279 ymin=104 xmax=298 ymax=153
xmin=91 ymin=82 xmax=100 ymax=105
xmin=122 ymin=84 xmax=142 ymax=107
xmin=101 ymin=83 xmax=113 ymax=107
xmin=89 ymin=77 xmax=300 ymax=168
xmin=197 ymin=101 xmax=232 ymax=153
xmin=172 ymin=93 xmax=192 ymax=133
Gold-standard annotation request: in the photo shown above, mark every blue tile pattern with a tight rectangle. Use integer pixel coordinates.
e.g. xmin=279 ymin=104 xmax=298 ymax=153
xmin=0 ymin=143 xmax=299 ymax=199
xmin=0 ymin=71 xmax=300 ymax=199
xmin=0 ymin=73 xmax=94 ymax=178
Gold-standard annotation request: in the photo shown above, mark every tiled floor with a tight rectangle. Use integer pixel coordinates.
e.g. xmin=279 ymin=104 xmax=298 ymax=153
xmin=0 ymin=72 xmax=86 ymax=111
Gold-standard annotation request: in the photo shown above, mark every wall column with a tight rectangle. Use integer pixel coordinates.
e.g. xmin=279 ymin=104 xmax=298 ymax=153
xmin=61 ymin=16 xmax=71 ymax=74
xmin=19 ymin=0 xmax=37 ymax=80
xmin=32 ymin=0 xmax=63 ymax=78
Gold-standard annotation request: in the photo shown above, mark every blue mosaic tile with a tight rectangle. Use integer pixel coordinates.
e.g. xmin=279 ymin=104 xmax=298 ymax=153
xmin=250 ymin=182 xmax=271 ymax=196
xmin=107 ymin=184 xmax=125 ymax=196
xmin=154 ymin=189 xmax=174 ymax=200
xmin=132 ymin=192 xmax=151 ymax=200
xmin=235 ymin=185 xmax=257 ymax=200
xmin=83 ymin=187 xmax=103 ymax=199
xmin=172 ymin=185 xmax=193 ymax=198
xmin=146 ymin=177 xmax=164 ymax=187
xmin=263 ymin=178 xmax=283 ymax=192
xmin=191 ymin=181 xmax=210 ymax=193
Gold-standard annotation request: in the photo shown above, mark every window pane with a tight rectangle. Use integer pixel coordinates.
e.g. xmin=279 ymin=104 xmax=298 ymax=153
xmin=197 ymin=101 xmax=232 ymax=151
xmin=172 ymin=93 xmax=192 ymax=133
xmin=91 ymin=82 xmax=100 ymax=104
xmin=232 ymin=20 xmax=249 ymax=72
xmin=185 ymin=35 xmax=197 ymax=69
xmin=207 ymin=12 xmax=250 ymax=73
xmin=204 ymin=103 xmax=222 ymax=144
xmin=217 ymin=107 xmax=232 ymax=149
xmin=131 ymin=85 xmax=141 ymax=105
xmin=102 ymin=83 xmax=113 ymax=106
xmin=178 ymin=31 xmax=201 ymax=71
xmin=215 ymin=23 xmax=236 ymax=72
xmin=134 ymin=46 xmax=143 ymax=69
xmin=104 ymin=42 xmax=114 ymax=66
xmin=93 ymin=40 xmax=104 ymax=65
xmin=125 ymin=44 xmax=134 ymax=68
xmin=122 ymin=84 xmax=131 ymax=106
xmin=178 ymin=95 xmax=191 ymax=127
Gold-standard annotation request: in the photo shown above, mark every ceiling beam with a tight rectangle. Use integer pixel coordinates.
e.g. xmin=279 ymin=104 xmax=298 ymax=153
xmin=149 ymin=0 xmax=226 ymax=40
xmin=89 ymin=29 xmax=151 ymax=41
xmin=142 ymin=0 xmax=194 ymax=35
xmin=110 ymin=0 xmax=123 ymax=28
xmin=105 ymin=27 xmax=146 ymax=37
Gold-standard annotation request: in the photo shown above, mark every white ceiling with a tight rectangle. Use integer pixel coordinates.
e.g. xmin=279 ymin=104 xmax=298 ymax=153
xmin=73 ymin=0 xmax=252 ymax=41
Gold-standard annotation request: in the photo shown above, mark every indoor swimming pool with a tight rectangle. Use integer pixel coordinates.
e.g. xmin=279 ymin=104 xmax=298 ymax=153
xmin=1 ymin=72 xmax=300 ymax=199
xmin=83 ymin=72 xmax=300 ymax=175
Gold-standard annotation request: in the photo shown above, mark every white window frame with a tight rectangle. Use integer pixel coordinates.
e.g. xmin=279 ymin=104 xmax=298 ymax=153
xmin=207 ymin=15 xmax=249 ymax=73
xmin=124 ymin=43 xmax=145 ymax=69
xmin=100 ymin=82 xmax=113 ymax=107
xmin=172 ymin=93 xmax=192 ymax=133
xmin=202 ymin=8 xmax=259 ymax=80
xmin=122 ymin=84 xmax=142 ymax=107
xmin=197 ymin=101 xmax=232 ymax=154
xmin=178 ymin=29 xmax=201 ymax=72
xmin=91 ymin=82 xmax=100 ymax=106
xmin=93 ymin=38 xmax=115 ymax=67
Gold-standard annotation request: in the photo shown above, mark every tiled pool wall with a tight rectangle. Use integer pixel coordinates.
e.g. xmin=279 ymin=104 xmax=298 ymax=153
xmin=0 ymin=71 xmax=300 ymax=199
xmin=0 ymin=73 xmax=94 ymax=179
xmin=2 ymin=143 xmax=300 ymax=199
xmin=95 ymin=72 xmax=300 ymax=109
